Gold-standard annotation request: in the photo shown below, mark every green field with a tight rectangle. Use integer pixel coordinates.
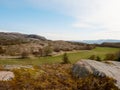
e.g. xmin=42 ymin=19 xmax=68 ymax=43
xmin=0 ymin=47 xmax=119 ymax=65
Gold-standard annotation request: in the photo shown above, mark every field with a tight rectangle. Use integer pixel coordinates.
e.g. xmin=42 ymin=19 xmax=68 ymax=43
xmin=0 ymin=47 xmax=119 ymax=65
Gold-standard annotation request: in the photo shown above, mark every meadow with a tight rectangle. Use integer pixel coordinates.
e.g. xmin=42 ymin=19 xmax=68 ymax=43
xmin=0 ymin=47 xmax=119 ymax=65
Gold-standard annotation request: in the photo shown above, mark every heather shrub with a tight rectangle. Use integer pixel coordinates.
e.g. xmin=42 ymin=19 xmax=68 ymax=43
xmin=115 ymin=51 xmax=120 ymax=61
xmin=0 ymin=46 xmax=5 ymax=54
xmin=54 ymin=47 xmax=61 ymax=52
xmin=0 ymin=64 xmax=118 ymax=90
xmin=43 ymin=46 xmax=53 ymax=56
xmin=104 ymin=53 xmax=116 ymax=60
xmin=88 ymin=55 xmax=96 ymax=60
xmin=104 ymin=51 xmax=120 ymax=61
xmin=21 ymin=51 xmax=30 ymax=59
xmin=88 ymin=55 xmax=101 ymax=61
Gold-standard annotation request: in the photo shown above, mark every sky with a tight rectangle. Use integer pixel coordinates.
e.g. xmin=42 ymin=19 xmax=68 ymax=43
xmin=0 ymin=0 xmax=120 ymax=40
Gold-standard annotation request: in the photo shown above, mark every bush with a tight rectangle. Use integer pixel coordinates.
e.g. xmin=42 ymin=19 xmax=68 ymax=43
xmin=85 ymin=44 xmax=93 ymax=50
xmin=88 ymin=55 xmax=101 ymax=61
xmin=54 ymin=47 xmax=61 ymax=52
xmin=0 ymin=46 xmax=5 ymax=54
xmin=115 ymin=51 xmax=120 ymax=61
xmin=104 ymin=51 xmax=120 ymax=61
xmin=88 ymin=55 xmax=96 ymax=60
xmin=21 ymin=51 xmax=29 ymax=59
xmin=43 ymin=46 xmax=53 ymax=56
xmin=38 ymin=48 xmax=44 ymax=57
xmin=76 ymin=75 xmax=118 ymax=90
xmin=104 ymin=53 xmax=116 ymax=60
xmin=96 ymin=56 xmax=101 ymax=61
xmin=62 ymin=53 xmax=71 ymax=64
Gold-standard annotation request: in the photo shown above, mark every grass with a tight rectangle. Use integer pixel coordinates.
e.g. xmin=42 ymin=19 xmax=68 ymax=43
xmin=0 ymin=47 xmax=119 ymax=65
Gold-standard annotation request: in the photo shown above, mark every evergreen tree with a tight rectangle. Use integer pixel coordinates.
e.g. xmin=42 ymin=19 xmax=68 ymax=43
xmin=62 ymin=53 xmax=71 ymax=64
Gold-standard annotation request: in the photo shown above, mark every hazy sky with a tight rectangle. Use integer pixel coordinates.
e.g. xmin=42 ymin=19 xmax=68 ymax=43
xmin=0 ymin=0 xmax=120 ymax=40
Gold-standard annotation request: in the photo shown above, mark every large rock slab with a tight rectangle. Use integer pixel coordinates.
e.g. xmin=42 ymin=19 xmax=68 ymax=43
xmin=72 ymin=60 xmax=120 ymax=88
xmin=0 ymin=71 xmax=14 ymax=81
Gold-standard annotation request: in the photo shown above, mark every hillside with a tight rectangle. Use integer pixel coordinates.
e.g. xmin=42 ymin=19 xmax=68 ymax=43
xmin=0 ymin=32 xmax=94 ymax=57
xmin=0 ymin=32 xmax=47 ymax=45
xmin=100 ymin=42 xmax=120 ymax=48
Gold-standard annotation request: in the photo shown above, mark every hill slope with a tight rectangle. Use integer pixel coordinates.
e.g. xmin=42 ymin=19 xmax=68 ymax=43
xmin=0 ymin=32 xmax=47 ymax=45
xmin=0 ymin=32 xmax=94 ymax=56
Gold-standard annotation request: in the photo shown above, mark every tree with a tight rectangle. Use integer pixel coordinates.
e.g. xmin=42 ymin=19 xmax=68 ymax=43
xmin=62 ymin=53 xmax=71 ymax=64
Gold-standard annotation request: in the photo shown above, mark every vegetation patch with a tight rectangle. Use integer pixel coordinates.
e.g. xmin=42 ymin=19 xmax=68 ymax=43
xmin=0 ymin=64 xmax=119 ymax=90
xmin=0 ymin=47 xmax=119 ymax=65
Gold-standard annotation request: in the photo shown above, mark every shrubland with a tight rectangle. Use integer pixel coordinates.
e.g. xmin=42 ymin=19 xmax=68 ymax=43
xmin=0 ymin=64 xmax=119 ymax=90
xmin=100 ymin=42 xmax=120 ymax=48
xmin=88 ymin=55 xmax=101 ymax=61
xmin=104 ymin=50 xmax=120 ymax=61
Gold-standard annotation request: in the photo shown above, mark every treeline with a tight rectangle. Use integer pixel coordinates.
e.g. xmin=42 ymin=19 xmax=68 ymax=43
xmin=97 ymin=42 xmax=120 ymax=48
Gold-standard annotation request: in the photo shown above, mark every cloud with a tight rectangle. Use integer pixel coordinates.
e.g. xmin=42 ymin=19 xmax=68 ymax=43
xmin=0 ymin=29 xmax=9 ymax=32
xmin=89 ymin=30 xmax=120 ymax=40
xmin=3 ymin=0 xmax=120 ymax=32
xmin=39 ymin=29 xmax=120 ymax=40
xmin=27 ymin=0 xmax=120 ymax=30
xmin=39 ymin=32 xmax=76 ymax=40
xmin=1 ymin=0 xmax=120 ymax=40
xmin=72 ymin=0 xmax=120 ymax=30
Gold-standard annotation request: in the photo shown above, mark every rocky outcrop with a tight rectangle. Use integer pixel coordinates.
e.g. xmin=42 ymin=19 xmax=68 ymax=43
xmin=0 ymin=65 xmax=33 ymax=81
xmin=27 ymin=34 xmax=46 ymax=41
xmin=0 ymin=32 xmax=47 ymax=45
xmin=3 ymin=65 xmax=33 ymax=70
xmin=72 ymin=60 xmax=120 ymax=88
xmin=0 ymin=71 xmax=14 ymax=81
xmin=0 ymin=32 xmax=95 ymax=57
